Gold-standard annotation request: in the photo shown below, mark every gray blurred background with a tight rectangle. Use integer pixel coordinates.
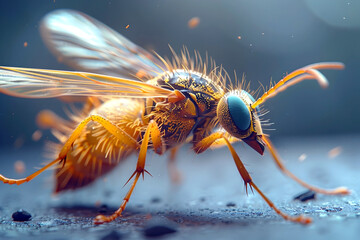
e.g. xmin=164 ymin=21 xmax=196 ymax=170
xmin=0 ymin=0 xmax=359 ymax=148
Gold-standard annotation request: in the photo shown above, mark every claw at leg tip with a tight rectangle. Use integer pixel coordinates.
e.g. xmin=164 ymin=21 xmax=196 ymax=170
xmin=335 ymin=187 xmax=351 ymax=195
xmin=296 ymin=215 xmax=312 ymax=225
xmin=93 ymin=215 xmax=107 ymax=225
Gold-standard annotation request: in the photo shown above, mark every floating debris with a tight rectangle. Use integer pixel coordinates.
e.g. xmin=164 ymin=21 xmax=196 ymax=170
xmin=125 ymin=24 xmax=129 ymax=29
xmin=32 ymin=130 xmax=43 ymax=141
xmin=188 ymin=17 xmax=200 ymax=29
xmin=294 ymin=190 xmax=316 ymax=202
xmin=14 ymin=160 xmax=26 ymax=174
xmin=24 ymin=42 xmax=28 ymax=47
xmin=12 ymin=209 xmax=32 ymax=221
xmin=298 ymin=153 xmax=307 ymax=162
xmin=328 ymin=146 xmax=342 ymax=158
xmin=14 ymin=136 xmax=24 ymax=149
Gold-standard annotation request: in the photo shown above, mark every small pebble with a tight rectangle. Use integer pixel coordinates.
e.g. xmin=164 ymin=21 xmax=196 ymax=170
xmin=293 ymin=190 xmax=316 ymax=202
xmin=143 ymin=217 xmax=177 ymax=237
xmin=151 ymin=197 xmax=161 ymax=204
xmin=101 ymin=230 xmax=122 ymax=240
xmin=226 ymin=202 xmax=237 ymax=207
xmin=12 ymin=209 xmax=32 ymax=221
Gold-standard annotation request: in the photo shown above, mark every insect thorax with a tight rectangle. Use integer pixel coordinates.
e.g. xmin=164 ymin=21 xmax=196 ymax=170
xmin=152 ymin=70 xmax=224 ymax=114
xmin=146 ymin=70 xmax=224 ymax=148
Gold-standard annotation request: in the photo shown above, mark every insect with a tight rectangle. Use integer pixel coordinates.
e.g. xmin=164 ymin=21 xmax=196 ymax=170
xmin=0 ymin=10 xmax=349 ymax=225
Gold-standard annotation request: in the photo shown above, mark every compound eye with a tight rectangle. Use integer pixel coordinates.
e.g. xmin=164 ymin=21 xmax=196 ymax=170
xmin=227 ymin=95 xmax=251 ymax=131
xmin=217 ymin=94 xmax=252 ymax=139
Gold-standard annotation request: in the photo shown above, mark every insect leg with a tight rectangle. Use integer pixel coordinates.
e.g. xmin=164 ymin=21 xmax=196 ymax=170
xmin=167 ymin=135 xmax=193 ymax=183
xmin=58 ymin=114 xmax=139 ymax=160
xmin=193 ymin=132 xmax=224 ymax=153
xmin=167 ymin=146 xmax=182 ymax=183
xmin=261 ymin=135 xmax=350 ymax=195
xmin=194 ymin=132 xmax=312 ymax=224
xmin=0 ymin=158 xmax=61 ymax=185
xmin=205 ymin=135 xmax=240 ymax=149
xmin=94 ymin=120 xmax=161 ymax=224
xmin=1 ymin=114 xmax=139 ymax=185
xmin=251 ymin=62 xmax=344 ymax=109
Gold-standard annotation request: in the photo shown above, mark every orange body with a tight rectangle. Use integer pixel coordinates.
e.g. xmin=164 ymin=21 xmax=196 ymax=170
xmin=53 ymin=99 xmax=143 ymax=192
xmin=53 ymin=67 xmax=224 ymax=192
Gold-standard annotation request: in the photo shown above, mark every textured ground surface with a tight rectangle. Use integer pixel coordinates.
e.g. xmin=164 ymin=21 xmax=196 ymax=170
xmin=0 ymin=135 xmax=360 ymax=240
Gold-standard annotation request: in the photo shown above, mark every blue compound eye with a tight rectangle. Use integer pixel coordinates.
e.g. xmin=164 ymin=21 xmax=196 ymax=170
xmin=227 ymin=95 xmax=251 ymax=131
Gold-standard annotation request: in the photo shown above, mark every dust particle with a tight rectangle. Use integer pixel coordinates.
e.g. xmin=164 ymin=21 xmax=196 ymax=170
xmin=14 ymin=136 xmax=24 ymax=149
xmin=328 ymin=146 xmax=342 ymax=158
xmin=32 ymin=130 xmax=43 ymax=141
xmin=14 ymin=160 xmax=26 ymax=174
xmin=298 ymin=153 xmax=307 ymax=162
xmin=188 ymin=17 xmax=200 ymax=29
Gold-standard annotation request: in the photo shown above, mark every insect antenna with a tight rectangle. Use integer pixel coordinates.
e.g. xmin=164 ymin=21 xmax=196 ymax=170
xmin=252 ymin=62 xmax=344 ymax=109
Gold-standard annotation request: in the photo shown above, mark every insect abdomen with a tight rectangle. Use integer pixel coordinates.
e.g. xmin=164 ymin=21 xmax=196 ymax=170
xmin=54 ymin=99 xmax=144 ymax=192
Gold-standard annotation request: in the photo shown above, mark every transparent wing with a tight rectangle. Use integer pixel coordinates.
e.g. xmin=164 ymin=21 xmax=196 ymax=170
xmin=40 ymin=9 xmax=165 ymax=78
xmin=0 ymin=66 xmax=172 ymax=99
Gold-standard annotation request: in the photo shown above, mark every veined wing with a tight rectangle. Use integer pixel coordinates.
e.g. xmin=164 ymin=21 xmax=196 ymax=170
xmin=40 ymin=9 xmax=165 ymax=79
xmin=0 ymin=66 xmax=172 ymax=98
